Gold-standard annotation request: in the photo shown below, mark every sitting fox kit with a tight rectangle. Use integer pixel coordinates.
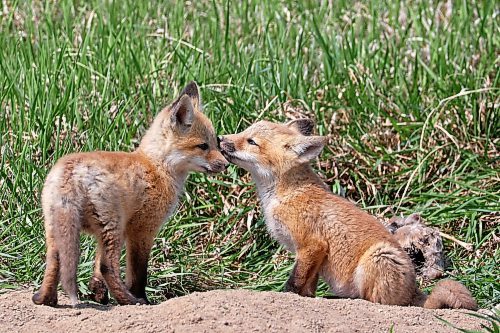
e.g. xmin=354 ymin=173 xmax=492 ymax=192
xmin=33 ymin=82 xmax=228 ymax=306
xmin=219 ymin=119 xmax=477 ymax=310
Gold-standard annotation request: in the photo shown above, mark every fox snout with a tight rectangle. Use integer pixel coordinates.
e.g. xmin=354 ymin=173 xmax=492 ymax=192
xmin=207 ymin=157 xmax=229 ymax=173
xmin=218 ymin=136 xmax=235 ymax=153
xmin=205 ymin=149 xmax=229 ymax=174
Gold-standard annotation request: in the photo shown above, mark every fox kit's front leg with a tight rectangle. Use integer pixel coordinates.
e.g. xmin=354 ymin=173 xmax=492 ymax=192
xmin=96 ymin=229 xmax=146 ymax=305
xmin=90 ymin=234 xmax=154 ymax=304
xmin=89 ymin=227 xmax=155 ymax=304
xmin=285 ymin=241 xmax=327 ymax=297
xmin=125 ymin=226 xmax=157 ymax=303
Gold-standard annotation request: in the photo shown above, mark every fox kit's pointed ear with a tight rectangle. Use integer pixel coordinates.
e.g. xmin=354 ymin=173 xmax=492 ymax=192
xmin=290 ymin=136 xmax=327 ymax=162
xmin=178 ymin=81 xmax=201 ymax=111
xmin=286 ymin=118 xmax=315 ymax=136
xmin=170 ymin=95 xmax=194 ymax=131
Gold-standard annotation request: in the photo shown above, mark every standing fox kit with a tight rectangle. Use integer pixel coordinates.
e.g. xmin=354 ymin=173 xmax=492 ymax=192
xmin=33 ymin=82 xmax=228 ymax=307
xmin=219 ymin=119 xmax=477 ymax=310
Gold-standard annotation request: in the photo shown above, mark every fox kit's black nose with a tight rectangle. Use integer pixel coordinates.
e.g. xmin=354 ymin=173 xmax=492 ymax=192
xmin=219 ymin=140 xmax=235 ymax=153
xmin=218 ymin=136 xmax=228 ymax=148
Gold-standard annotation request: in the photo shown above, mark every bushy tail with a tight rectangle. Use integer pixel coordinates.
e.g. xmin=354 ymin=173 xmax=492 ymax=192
xmin=413 ymin=279 xmax=477 ymax=310
xmin=53 ymin=205 xmax=81 ymax=306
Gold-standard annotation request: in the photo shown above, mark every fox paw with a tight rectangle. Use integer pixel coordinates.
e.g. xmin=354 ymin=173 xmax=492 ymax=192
xmin=284 ymin=282 xmax=315 ymax=297
xmin=284 ymin=282 xmax=300 ymax=294
xmin=117 ymin=296 xmax=148 ymax=306
xmin=138 ymin=296 xmax=151 ymax=305
xmin=135 ymin=297 xmax=148 ymax=305
xmin=32 ymin=290 xmax=58 ymax=307
xmin=88 ymin=277 xmax=109 ymax=305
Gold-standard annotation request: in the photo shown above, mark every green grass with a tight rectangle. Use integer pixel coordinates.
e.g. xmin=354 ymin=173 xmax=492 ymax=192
xmin=0 ymin=0 xmax=498 ymax=308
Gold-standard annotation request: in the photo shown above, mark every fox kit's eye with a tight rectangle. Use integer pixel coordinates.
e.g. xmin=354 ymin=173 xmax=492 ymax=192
xmin=247 ymin=138 xmax=258 ymax=146
xmin=197 ymin=143 xmax=209 ymax=150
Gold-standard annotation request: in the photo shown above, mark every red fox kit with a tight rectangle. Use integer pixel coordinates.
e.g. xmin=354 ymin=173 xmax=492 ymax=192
xmin=33 ymin=82 xmax=228 ymax=307
xmin=219 ymin=119 xmax=477 ymax=310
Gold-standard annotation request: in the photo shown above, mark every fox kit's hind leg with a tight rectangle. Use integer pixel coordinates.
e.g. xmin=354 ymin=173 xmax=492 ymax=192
xmin=285 ymin=240 xmax=327 ymax=297
xmin=88 ymin=244 xmax=109 ymax=304
xmin=125 ymin=227 xmax=156 ymax=303
xmin=32 ymin=225 xmax=60 ymax=306
xmin=33 ymin=202 xmax=81 ymax=307
xmin=356 ymin=242 xmax=416 ymax=305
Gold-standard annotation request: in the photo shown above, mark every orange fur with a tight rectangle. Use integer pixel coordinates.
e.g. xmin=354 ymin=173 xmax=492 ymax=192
xmin=220 ymin=119 xmax=477 ymax=310
xmin=33 ymin=82 xmax=228 ymax=307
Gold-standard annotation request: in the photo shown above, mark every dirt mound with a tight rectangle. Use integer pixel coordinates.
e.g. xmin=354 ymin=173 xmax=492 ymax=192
xmin=0 ymin=289 xmax=486 ymax=332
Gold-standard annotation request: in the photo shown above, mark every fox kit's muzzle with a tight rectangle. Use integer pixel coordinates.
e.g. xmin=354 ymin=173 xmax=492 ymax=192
xmin=218 ymin=136 xmax=235 ymax=154
xmin=207 ymin=155 xmax=229 ymax=173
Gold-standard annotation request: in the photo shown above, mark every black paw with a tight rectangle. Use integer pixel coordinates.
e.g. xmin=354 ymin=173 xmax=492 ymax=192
xmin=284 ymin=281 xmax=300 ymax=294
xmin=128 ymin=289 xmax=150 ymax=304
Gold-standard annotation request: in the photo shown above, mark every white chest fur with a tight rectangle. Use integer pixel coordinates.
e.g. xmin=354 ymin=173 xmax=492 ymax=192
xmin=262 ymin=196 xmax=296 ymax=253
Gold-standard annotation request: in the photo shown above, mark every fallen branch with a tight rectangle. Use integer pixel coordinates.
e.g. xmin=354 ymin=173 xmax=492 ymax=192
xmin=438 ymin=231 xmax=473 ymax=251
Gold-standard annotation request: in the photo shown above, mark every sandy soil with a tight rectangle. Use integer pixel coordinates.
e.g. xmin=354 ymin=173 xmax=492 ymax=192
xmin=0 ymin=289 xmax=487 ymax=333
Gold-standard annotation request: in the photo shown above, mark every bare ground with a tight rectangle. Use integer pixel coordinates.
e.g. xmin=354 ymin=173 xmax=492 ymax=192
xmin=0 ymin=289 xmax=488 ymax=333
